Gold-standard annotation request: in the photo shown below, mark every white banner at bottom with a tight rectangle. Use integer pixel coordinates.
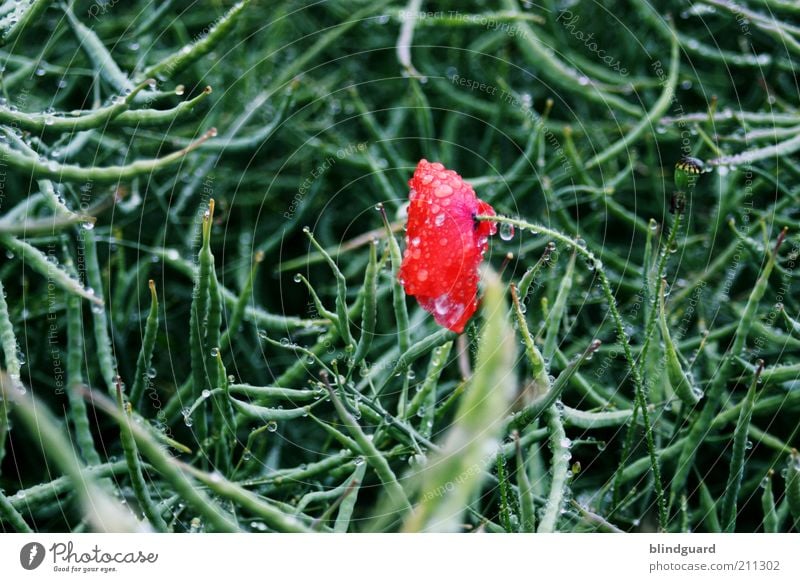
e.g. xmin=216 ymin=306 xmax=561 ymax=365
xmin=0 ymin=533 xmax=798 ymax=581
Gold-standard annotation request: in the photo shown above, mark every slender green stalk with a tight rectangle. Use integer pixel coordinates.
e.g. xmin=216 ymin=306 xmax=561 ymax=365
xmin=334 ymin=463 xmax=367 ymax=532
xmin=720 ymin=361 xmax=764 ymax=531
xmin=3 ymin=461 xmax=133 ymax=511
xmin=542 ymin=250 xmax=576 ymax=361
xmin=64 ymin=4 xmax=134 ymax=93
xmin=229 ymin=384 xmax=324 ymax=402
xmin=574 ymin=502 xmax=625 ymax=533
xmin=379 ymin=205 xmax=410 ymax=353
xmin=658 ymin=278 xmax=702 ymax=405
xmin=697 ymin=480 xmax=721 ymax=532
xmin=142 ymin=1 xmax=252 ymax=80
xmin=112 ymin=87 xmax=213 ymax=127
xmin=0 ymin=279 xmax=22 ymax=390
xmin=296 ymin=467 xmax=362 ymax=515
xmin=538 ymin=406 xmax=569 ymax=533
xmin=511 ymin=339 xmax=602 ymax=428
xmin=496 ymin=455 xmax=514 ymax=532
xmin=762 ymin=470 xmax=779 ymax=533
xmin=189 ymin=199 xmax=215 ymax=444
xmin=377 ymin=328 xmax=456 ymax=395
xmin=515 ymin=432 xmax=536 ymax=533
xmin=510 ymin=283 xmax=550 ymax=398
xmin=0 ymin=128 xmax=216 ymax=183
xmin=179 ymin=461 xmax=310 ymax=533
xmin=115 ymin=381 xmax=168 ymax=531
xmin=0 ymin=0 xmax=51 ymax=46
xmin=0 ymin=234 xmax=102 ymax=305
xmin=405 ymin=341 xmax=452 ymax=420
xmin=66 ymin=291 xmax=101 ymax=465
xmin=353 ymin=239 xmax=378 ymax=366
xmin=562 ymin=406 xmax=634 ymax=429
xmin=219 ymin=251 xmax=263 ymax=351
xmin=787 ymin=450 xmax=800 ymax=527
xmin=303 ymin=227 xmax=354 ymax=349
xmin=84 ymin=230 xmax=118 ymax=394
xmin=229 ymin=398 xmax=313 ymax=421
xmin=639 ymin=210 xmax=683 ymax=372
xmin=0 ymin=488 xmax=33 ymax=532
xmin=130 ymin=280 xmax=159 ymax=407
xmin=0 ymin=78 xmax=151 ymax=132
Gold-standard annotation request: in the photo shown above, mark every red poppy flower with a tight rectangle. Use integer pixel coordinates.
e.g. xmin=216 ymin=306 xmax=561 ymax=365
xmin=398 ymin=159 xmax=497 ymax=333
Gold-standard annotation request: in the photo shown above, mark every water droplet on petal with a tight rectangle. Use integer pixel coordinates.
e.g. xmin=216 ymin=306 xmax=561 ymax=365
xmin=434 ymin=184 xmax=453 ymax=198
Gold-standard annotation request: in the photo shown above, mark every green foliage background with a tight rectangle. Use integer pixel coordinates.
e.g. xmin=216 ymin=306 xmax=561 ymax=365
xmin=0 ymin=0 xmax=799 ymax=533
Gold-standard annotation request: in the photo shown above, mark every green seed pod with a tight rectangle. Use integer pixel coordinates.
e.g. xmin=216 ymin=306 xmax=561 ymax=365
xmin=761 ymin=470 xmax=778 ymax=533
xmin=787 ymin=449 xmax=800 ymax=524
xmin=353 ymin=240 xmax=378 ymax=367
xmin=658 ymin=280 xmax=702 ymax=405
xmin=130 ymin=280 xmax=160 ymax=407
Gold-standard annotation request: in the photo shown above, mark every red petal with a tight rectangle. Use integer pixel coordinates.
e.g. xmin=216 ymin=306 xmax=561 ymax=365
xmin=398 ymin=159 xmax=496 ymax=333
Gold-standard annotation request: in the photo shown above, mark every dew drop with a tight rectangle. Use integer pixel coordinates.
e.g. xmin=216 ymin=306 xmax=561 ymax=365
xmin=434 ymin=184 xmax=453 ymax=198
xmin=499 ymin=223 xmax=515 ymax=241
